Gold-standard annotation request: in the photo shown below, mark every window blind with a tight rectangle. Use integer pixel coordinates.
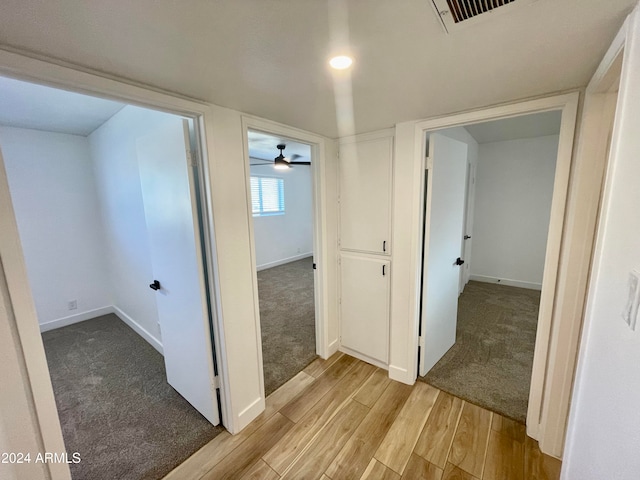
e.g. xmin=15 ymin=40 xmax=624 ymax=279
xmin=250 ymin=176 xmax=285 ymax=215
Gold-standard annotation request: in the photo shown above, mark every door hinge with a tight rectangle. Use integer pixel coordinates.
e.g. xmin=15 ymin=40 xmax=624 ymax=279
xmin=419 ymin=335 xmax=426 ymax=350
xmin=212 ymin=375 xmax=220 ymax=390
xmin=187 ymin=149 xmax=198 ymax=167
xmin=426 ymin=156 xmax=433 ymax=170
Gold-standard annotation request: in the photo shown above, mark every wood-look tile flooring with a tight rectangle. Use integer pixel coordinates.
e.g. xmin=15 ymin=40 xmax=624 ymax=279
xmin=164 ymin=353 xmax=561 ymax=480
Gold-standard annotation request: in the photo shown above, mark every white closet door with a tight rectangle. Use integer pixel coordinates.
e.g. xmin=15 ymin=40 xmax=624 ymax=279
xmin=340 ymin=253 xmax=390 ymax=363
xmin=137 ymin=118 xmax=219 ymax=425
xmin=339 ymin=136 xmax=393 ymax=255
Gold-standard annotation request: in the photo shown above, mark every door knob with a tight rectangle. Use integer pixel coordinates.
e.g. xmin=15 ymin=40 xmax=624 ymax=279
xmin=454 ymin=257 xmax=465 ymax=266
xmin=464 ymin=235 xmax=471 ymax=240
xmin=149 ymin=280 xmax=161 ymax=291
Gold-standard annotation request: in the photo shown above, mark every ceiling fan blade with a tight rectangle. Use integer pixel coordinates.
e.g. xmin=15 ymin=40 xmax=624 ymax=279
xmin=290 ymin=161 xmax=311 ymax=165
xmin=290 ymin=154 xmax=302 ymax=161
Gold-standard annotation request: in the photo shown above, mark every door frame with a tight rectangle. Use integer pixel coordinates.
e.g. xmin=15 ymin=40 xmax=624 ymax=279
xmin=240 ymin=116 xmax=331 ymax=368
xmin=0 ymin=48 xmax=231 ymax=478
xmin=399 ymin=91 xmax=582 ymax=456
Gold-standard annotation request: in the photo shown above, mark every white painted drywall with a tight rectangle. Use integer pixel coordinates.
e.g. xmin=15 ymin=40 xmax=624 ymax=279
xmin=435 ymin=127 xmax=479 ymax=289
xmin=470 ymin=135 xmax=559 ymax=290
xmin=250 ymin=162 xmax=313 ymax=270
xmin=89 ymin=105 xmax=182 ymax=346
xmin=562 ymin=8 xmax=640 ymax=479
xmin=0 ymin=126 xmax=111 ymax=327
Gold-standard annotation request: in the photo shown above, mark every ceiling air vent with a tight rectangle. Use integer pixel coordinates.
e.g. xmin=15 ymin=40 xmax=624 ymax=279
xmin=430 ymin=0 xmax=538 ymax=33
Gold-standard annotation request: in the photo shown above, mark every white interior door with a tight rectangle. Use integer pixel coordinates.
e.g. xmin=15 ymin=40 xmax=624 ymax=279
xmin=419 ymin=133 xmax=468 ymax=376
xmin=137 ymin=118 xmax=219 ymax=425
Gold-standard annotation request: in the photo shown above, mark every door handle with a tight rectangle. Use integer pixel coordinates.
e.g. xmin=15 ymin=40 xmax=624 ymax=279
xmin=454 ymin=258 xmax=465 ymax=266
xmin=464 ymin=235 xmax=471 ymax=240
xmin=149 ymin=280 xmax=161 ymax=291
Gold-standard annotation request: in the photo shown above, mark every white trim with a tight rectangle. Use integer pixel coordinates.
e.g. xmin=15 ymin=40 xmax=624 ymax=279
xmin=112 ymin=306 xmax=163 ymax=355
xmin=256 ymin=253 xmax=313 ymax=272
xmin=327 ymin=338 xmax=340 ymax=356
xmin=468 ymin=275 xmax=542 ymax=291
xmin=39 ymin=306 xmax=114 ymax=332
xmin=241 ymin=114 xmax=333 ymax=366
xmin=391 ymin=91 xmax=580 ymax=456
xmin=38 ymin=304 xmax=164 ymax=354
xmin=235 ymin=396 xmax=265 ymax=432
xmin=388 ymin=364 xmax=410 ymax=383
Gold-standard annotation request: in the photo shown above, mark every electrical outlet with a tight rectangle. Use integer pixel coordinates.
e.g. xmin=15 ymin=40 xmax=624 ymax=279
xmin=622 ymin=270 xmax=640 ymax=330
xmin=68 ymin=300 xmax=77 ymax=311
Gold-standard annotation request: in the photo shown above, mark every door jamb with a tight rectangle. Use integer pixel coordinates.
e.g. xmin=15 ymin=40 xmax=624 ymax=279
xmin=240 ymin=115 xmax=331 ymax=366
xmin=407 ymin=91 xmax=580 ymax=456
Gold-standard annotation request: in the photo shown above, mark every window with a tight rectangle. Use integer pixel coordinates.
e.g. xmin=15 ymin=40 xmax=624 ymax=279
xmin=250 ymin=176 xmax=285 ymax=216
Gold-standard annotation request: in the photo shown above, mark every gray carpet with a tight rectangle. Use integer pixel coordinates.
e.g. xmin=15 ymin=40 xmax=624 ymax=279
xmin=42 ymin=314 xmax=223 ymax=480
xmin=257 ymin=257 xmax=317 ymax=396
xmin=419 ymin=281 xmax=540 ymax=423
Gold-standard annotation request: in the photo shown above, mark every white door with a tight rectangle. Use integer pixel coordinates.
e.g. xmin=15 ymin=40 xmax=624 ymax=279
xmin=137 ymin=118 xmax=219 ymax=425
xmin=340 ymin=253 xmax=390 ymax=364
xmin=419 ymin=133 xmax=468 ymax=376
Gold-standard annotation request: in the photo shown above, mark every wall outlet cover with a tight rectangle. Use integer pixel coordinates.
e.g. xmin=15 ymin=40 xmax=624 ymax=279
xmin=68 ymin=299 xmax=78 ymax=311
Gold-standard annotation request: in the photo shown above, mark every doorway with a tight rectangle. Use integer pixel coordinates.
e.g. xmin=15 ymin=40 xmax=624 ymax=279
xmin=0 ymin=75 xmax=223 ymax=479
xmin=418 ymin=111 xmax=562 ymax=423
xmin=245 ymin=129 xmax=319 ymax=395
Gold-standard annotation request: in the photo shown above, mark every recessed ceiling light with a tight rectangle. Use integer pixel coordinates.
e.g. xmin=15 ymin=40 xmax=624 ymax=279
xmin=329 ymin=55 xmax=353 ymax=70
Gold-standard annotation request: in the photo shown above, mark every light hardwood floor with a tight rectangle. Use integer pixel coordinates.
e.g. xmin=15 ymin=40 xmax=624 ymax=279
xmin=164 ymin=353 xmax=561 ymax=480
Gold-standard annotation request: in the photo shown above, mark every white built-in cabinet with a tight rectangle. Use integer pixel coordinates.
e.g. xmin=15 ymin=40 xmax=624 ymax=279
xmin=339 ymin=135 xmax=393 ymax=255
xmin=339 ymin=253 xmax=390 ymax=363
xmin=338 ymin=131 xmax=394 ymax=366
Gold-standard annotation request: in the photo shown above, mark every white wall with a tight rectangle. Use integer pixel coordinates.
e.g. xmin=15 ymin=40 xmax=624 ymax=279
xmin=435 ymin=126 xmax=479 ymax=289
xmin=0 ymin=127 xmax=111 ymax=328
xmin=89 ymin=105 xmax=183 ymax=348
xmin=563 ymin=8 xmax=640 ymax=479
xmin=250 ymin=162 xmax=313 ymax=270
xmin=470 ymin=135 xmax=559 ymax=290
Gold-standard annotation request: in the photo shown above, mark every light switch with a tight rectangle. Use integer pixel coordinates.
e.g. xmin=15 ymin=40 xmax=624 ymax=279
xmin=622 ymin=270 xmax=640 ymax=330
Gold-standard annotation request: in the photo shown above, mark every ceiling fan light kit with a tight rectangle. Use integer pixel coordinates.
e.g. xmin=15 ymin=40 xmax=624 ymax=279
xmin=274 ymin=144 xmax=291 ymax=170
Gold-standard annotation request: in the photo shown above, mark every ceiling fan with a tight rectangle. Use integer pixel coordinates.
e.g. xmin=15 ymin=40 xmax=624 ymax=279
xmin=250 ymin=144 xmax=311 ymax=170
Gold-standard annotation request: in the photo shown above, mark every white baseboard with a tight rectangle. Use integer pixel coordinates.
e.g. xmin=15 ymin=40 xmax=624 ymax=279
xmin=232 ymin=396 xmax=265 ymax=434
xmin=256 ymin=253 xmax=313 ymax=272
xmin=39 ymin=306 xmax=113 ymax=332
xmin=389 ymin=364 xmax=415 ymax=386
xmin=112 ymin=306 xmax=163 ymax=355
xmin=40 ymin=305 xmax=164 ymax=354
xmin=326 ymin=338 xmax=339 ymax=357
xmin=469 ymin=274 xmax=542 ymax=291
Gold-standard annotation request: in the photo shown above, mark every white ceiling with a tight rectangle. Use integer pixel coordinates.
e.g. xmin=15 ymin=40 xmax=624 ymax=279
xmin=463 ymin=110 xmax=562 ymax=144
xmin=0 ymin=75 xmax=124 ymax=136
xmin=0 ymin=0 xmax=635 ymax=138
xmin=248 ymin=130 xmax=312 ymax=167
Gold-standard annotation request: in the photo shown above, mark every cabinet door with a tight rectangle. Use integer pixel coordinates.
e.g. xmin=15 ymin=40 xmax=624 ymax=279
xmin=339 ymin=136 xmax=393 ymax=254
xmin=340 ymin=254 xmax=390 ymax=364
